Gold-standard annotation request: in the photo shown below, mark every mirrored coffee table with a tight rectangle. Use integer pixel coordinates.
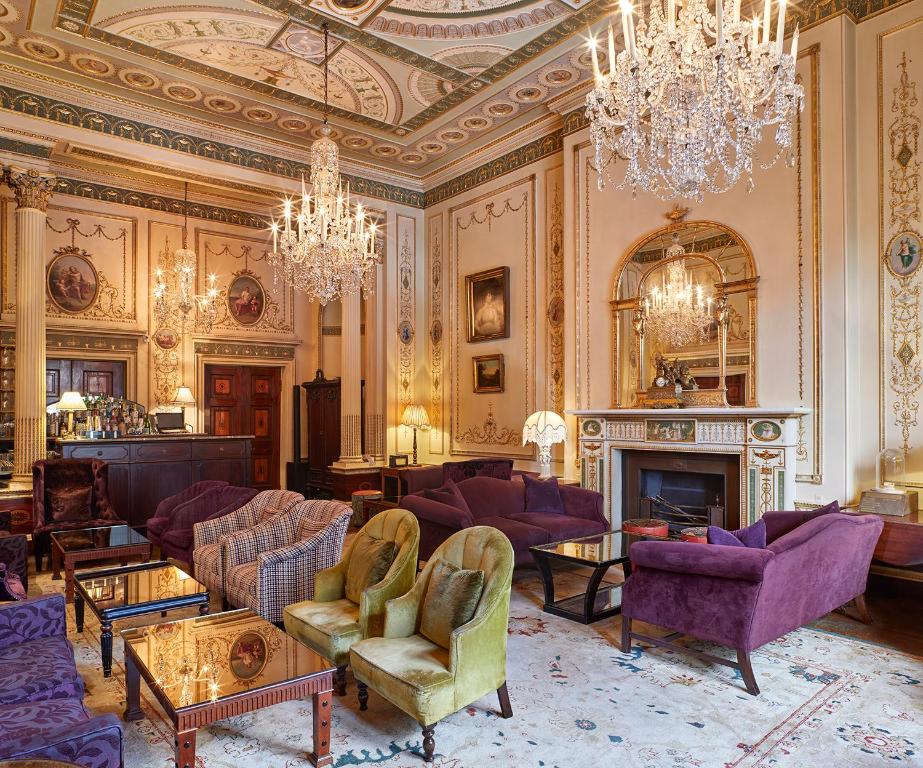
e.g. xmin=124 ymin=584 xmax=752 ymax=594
xmin=51 ymin=525 xmax=151 ymax=603
xmin=74 ymin=560 xmax=209 ymax=678
xmin=122 ymin=609 xmax=335 ymax=767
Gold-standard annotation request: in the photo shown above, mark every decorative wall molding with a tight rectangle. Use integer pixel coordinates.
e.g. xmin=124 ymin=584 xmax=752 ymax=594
xmin=397 ymin=215 xmax=416 ymax=427
xmin=0 ymin=135 xmax=52 ymax=159
xmin=456 ymin=403 xmax=520 ymax=446
xmin=0 ymin=330 xmax=140 ymax=351
xmin=427 ymin=212 xmax=445 ymax=455
xmin=194 ymin=341 xmax=296 ymax=359
xmin=545 ymin=166 xmax=565 ymax=414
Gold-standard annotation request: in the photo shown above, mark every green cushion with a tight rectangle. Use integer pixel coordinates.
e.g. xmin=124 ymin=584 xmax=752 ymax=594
xmin=283 ymin=598 xmax=361 ymax=667
xmin=345 ymin=533 xmax=398 ymax=604
xmin=419 ymin=560 xmax=484 ymax=649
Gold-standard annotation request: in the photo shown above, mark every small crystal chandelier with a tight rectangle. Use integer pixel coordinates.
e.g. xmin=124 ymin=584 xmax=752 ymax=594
xmin=641 ymin=234 xmax=714 ymax=347
xmin=268 ymin=22 xmax=380 ymax=305
xmin=153 ymin=181 xmax=222 ymax=332
xmin=586 ymin=0 xmax=804 ymax=200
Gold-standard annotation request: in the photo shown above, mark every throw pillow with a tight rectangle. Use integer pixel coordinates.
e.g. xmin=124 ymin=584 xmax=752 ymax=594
xmin=706 ymin=526 xmax=744 ymax=547
xmin=420 ymin=559 xmax=485 ymax=649
xmin=422 ymin=478 xmax=471 ymax=516
xmin=48 ymin=487 xmax=92 ymax=523
xmin=522 ymin=474 xmax=565 ymax=514
xmin=345 ymin=533 xmax=399 ymax=604
xmin=707 ymin=519 xmax=767 ymax=548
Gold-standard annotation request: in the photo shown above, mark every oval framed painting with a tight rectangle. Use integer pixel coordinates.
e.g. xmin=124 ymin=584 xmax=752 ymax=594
xmin=227 ymin=273 xmax=265 ymax=326
xmin=751 ymin=420 xmax=782 ymax=442
xmin=228 ymin=631 xmax=268 ymax=681
xmin=46 ymin=247 xmax=99 ymax=314
xmin=153 ymin=328 xmax=179 ymax=350
xmin=886 ymin=231 xmax=923 ymax=278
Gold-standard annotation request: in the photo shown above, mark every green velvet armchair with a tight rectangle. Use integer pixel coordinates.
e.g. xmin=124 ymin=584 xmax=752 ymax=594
xmin=283 ymin=507 xmax=420 ymax=695
xmin=349 ymin=525 xmax=515 ymax=763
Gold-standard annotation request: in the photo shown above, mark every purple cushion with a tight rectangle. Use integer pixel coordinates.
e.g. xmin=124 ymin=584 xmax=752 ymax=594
xmin=763 ymin=501 xmax=840 ymax=543
xmin=509 ymin=512 xmax=606 ymax=541
xmin=522 ymin=474 xmax=565 ymax=515
xmin=0 ymin=635 xmax=84 ymax=705
xmin=707 ymin=519 xmax=767 ymax=548
xmin=476 ymin=515 xmax=549 ymax=549
xmin=707 ymin=526 xmax=745 ymax=547
xmin=422 ymin=478 xmax=472 ymax=517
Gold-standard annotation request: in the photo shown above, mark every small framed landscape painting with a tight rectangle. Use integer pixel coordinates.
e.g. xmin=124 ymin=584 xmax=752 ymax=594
xmin=473 ymin=354 xmax=504 ymax=393
xmin=466 ymin=266 xmax=509 ymax=343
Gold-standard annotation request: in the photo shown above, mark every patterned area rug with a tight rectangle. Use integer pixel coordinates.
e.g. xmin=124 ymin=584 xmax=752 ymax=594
xmin=36 ymin=571 xmax=922 ymax=768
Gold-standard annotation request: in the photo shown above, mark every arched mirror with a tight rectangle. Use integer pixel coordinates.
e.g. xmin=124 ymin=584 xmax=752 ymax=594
xmin=611 ymin=220 xmax=758 ymax=408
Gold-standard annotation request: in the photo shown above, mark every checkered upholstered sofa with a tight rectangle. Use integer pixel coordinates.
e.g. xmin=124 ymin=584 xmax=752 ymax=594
xmin=192 ymin=489 xmax=304 ymax=599
xmin=223 ymin=499 xmax=352 ymax=623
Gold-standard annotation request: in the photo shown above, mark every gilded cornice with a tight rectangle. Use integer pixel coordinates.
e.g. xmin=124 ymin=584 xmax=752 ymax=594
xmin=194 ymin=341 xmax=296 ymax=359
xmin=0 ymin=136 xmax=53 ymax=160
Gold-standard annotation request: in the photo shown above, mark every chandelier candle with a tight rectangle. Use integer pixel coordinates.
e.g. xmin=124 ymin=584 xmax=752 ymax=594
xmin=586 ymin=0 xmax=803 ymax=200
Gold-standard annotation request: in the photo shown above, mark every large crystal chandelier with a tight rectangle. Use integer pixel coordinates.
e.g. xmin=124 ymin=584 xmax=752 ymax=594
xmin=641 ymin=234 xmax=714 ymax=347
xmin=268 ymin=22 xmax=379 ymax=305
xmin=153 ymin=182 xmax=221 ymax=332
xmin=586 ymin=0 xmax=804 ymax=200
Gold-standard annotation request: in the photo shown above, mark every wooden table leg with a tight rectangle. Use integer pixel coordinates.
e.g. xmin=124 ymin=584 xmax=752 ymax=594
xmin=51 ymin=542 xmax=61 ymax=580
xmin=309 ymin=687 xmax=333 ymax=767
xmin=101 ymin=620 xmax=114 ymax=678
xmin=123 ymin=654 xmax=144 ymax=722
xmin=174 ymin=729 xmax=197 ymax=768
xmin=64 ymin=558 xmax=75 ymax=603
xmin=533 ymin=554 xmax=556 ymax=608
xmin=74 ymin=593 xmax=85 ymax=632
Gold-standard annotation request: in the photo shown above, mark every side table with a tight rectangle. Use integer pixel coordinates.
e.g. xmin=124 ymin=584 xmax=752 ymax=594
xmin=50 ymin=525 xmax=151 ymax=602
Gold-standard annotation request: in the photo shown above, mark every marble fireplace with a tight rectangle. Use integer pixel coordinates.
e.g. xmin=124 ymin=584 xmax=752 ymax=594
xmin=569 ymin=407 xmax=810 ymax=529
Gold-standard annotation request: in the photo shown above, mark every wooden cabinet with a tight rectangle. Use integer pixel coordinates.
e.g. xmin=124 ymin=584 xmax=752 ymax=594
xmin=58 ymin=436 xmax=252 ymax=529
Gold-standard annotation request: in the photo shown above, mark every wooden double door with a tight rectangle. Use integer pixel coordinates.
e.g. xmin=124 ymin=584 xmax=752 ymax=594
xmin=204 ymin=365 xmax=281 ymax=491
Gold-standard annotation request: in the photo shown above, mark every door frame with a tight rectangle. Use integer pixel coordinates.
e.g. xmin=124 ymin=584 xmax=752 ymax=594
xmin=195 ymin=354 xmax=293 ymax=488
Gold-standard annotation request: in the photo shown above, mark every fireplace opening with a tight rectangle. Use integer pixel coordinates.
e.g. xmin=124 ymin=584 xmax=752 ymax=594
xmin=623 ymin=450 xmax=740 ymax=532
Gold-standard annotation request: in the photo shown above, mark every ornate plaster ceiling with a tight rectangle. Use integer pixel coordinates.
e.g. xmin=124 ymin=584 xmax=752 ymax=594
xmin=0 ymin=0 xmax=605 ymax=175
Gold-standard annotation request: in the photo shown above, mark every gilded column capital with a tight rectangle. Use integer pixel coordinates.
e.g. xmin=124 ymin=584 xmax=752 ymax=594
xmin=5 ymin=167 xmax=56 ymax=212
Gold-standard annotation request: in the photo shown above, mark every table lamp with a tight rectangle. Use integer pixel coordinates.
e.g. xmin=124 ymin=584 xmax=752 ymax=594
xmin=57 ymin=390 xmax=87 ymax=436
xmin=400 ymin=404 xmax=431 ymax=465
xmin=522 ymin=411 xmax=567 ymax=479
xmin=171 ymin=385 xmax=197 ymax=430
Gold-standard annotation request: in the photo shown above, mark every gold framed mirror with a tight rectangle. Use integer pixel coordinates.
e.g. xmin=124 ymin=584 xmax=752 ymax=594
xmin=610 ymin=220 xmax=759 ymax=408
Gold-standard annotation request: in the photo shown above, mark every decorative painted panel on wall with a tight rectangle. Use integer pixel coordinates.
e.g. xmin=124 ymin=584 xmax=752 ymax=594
xmin=545 ymin=165 xmax=565 ymax=415
xmin=396 ymin=215 xmax=416 ymax=438
xmin=450 ymin=175 xmax=536 ymax=458
xmin=427 ymin=211 xmax=445 ymax=455
xmin=2 ymin=204 xmax=138 ymax=326
xmin=880 ymin=23 xmax=923 ymax=482
xmin=149 ymin=221 xmax=185 ymax=407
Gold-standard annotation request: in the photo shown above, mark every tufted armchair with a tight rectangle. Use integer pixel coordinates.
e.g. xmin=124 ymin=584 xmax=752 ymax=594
xmin=146 ymin=480 xmax=228 ymax=545
xmin=349 ymin=526 xmax=514 ymax=763
xmin=32 ymin=459 xmax=122 ymax=571
xmin=284 ymin=507 xmax=420 ymax=695
xmin=192 ymin=489 xmax=303 ymax=597
xmin=223 ymin=499 xmax=352 ymax=623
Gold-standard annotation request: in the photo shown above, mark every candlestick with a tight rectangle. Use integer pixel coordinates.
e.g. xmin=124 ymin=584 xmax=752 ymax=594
xmin=589 ymin=36 xmax=601 ymax=80
xmin=668 ymin=0 xmax=675 ymax=32
xmin=716 ymin=0 xmax=724 ymax=46
xmin=762 ymin=0 xmax=771 ymax=44
xmin=790 ymin=24 xmax=799 ymax=59
xmin=607 ymin=23 xmax=616 ymax=75
xmin=775 ymin=0 xmax=786 ymax=56
xmin=733 ymin=0 xmax=741 ymax=23
xmin=751 ymin=17 xmax=759 ymax=50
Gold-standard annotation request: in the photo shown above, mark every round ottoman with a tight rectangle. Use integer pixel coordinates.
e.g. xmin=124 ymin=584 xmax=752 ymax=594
xmin=351 ymin=489 xmax=383 ymax=527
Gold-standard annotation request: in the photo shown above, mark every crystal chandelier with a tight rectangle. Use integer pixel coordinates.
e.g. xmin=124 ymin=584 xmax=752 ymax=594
xmin=641 ymin=234 xmax=714 ymax=347
xmin=268 ymin=22 xmax=380 ymax=305
xmin=586 ymin=0 xmax=804 ymax=200
xmin=153 ymin=182 xmax=222 ymax=332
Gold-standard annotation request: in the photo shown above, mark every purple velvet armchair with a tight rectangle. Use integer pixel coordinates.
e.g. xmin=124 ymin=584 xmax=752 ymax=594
xmin=33 ymin=459 xmax=122 ymax=571
xmin=146 ymin=480 xmax=228 ymax=544
xmin=0 ymin=594 xmax=123 ymax=767
xmin=620 ymin=509 xmax=884 ymax=695
xmin=157 ymin=485 xmax=258 ymax=568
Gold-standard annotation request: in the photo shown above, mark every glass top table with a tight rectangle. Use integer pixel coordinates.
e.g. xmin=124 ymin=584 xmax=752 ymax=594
xmin=50 ymin=524 xmax=152 ymax=603
xmin=529 ymin=529 xmax=675 ymax=624
xmin=74 ymin=561 xmax=210 ymax=678
xmin=122 ymin=609 xmax=335 ymax=767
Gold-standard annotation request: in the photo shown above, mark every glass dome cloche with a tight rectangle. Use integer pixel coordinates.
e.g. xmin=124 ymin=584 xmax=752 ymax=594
xmin=878 ymin=447 xmax=906 ymax=491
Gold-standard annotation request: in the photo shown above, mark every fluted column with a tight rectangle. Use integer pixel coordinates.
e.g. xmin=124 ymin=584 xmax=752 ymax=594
xmin=337 ymin=288 xmax=364 ymax=463
xmin=6 ymin=168 xmax=55 ymax=480
xmin=364 ymin=267 xmax=385 ymax=460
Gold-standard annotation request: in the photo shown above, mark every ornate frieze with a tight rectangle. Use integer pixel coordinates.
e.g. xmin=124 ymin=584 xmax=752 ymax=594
xmin=397 ymin=215 xmax=416 ymax=427
xmin=428 ymin=213 xmax=444 ymax=454
xmin=606 ymin=420 xmax=644 ymax=441
xmin=546 ymin=173 xmax=565 ymax=414
xmin=5 ymin=167 xmax=55 ymax=211
xmin=696 ymin=420 xmax=746 ymax=444
xmin=193 ymin=341 xmax=295 ymax=359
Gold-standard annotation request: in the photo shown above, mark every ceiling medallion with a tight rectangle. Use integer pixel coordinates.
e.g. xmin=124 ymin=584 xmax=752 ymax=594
xmin=269 ymin=23 xmax=380 ymax=306
xmin=586 ymin=0 xmax=803 ymax=200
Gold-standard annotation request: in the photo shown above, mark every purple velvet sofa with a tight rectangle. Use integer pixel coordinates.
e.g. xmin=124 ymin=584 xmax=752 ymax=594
xmin=620 ymin=508 xmax=884 ymax=695
xmin=401 ymin=475 xmax=607 ymax=566
xmin=146 ymin=480 xmax=228 ymax=544
xmin=157 ymin=484 xmax=258 ymax=568
xmin=0 ymin=594 xmax=123 ymax=767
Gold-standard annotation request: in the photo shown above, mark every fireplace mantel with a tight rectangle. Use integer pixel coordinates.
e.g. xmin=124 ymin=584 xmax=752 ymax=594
xmin=567 ymin=407 xmax=811 ymax=528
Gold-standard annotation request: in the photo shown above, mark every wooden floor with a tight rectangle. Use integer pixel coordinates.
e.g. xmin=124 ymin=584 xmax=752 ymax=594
xmin=811 ymin=575 xmax=923 ymax=656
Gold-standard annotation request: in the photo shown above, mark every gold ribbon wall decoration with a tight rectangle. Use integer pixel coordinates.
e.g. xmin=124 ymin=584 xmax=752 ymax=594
xmin=884 ymin=52 xmax=922 ymax=454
